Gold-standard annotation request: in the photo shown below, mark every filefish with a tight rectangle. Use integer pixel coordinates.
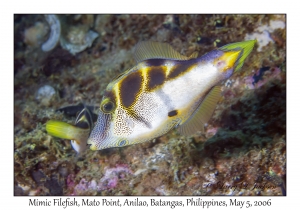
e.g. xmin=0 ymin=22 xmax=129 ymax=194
xmin=87 ymin=40 xmax=256 ymax=150
xmin=46 ymin=40 xmax=256 ymax=152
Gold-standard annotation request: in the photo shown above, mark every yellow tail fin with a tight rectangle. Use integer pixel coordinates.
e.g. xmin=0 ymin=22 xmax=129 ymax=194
xmin=46 ymin=120 xmax=86 ymax=140
xmin=220 ymin=40 xmax=256 ymax=72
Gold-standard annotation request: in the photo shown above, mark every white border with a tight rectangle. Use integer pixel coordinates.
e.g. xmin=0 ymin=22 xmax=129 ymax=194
xmin=6 ymin=0 xmax=295 ymax=209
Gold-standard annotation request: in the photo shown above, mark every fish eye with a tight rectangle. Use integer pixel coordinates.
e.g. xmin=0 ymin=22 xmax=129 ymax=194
xmin=117 ymin=139 xmax=128 ymax=147
xmin=101 ymin=101 xmax=115 ymax=113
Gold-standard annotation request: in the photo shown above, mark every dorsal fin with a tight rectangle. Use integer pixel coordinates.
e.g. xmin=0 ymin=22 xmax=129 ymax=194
xmin=134 ymin=41 xmax=189 ymax=63
xmin=188 ymin=51 xmax=199 ymax=59
xmin=178 ymin=86 xmax=221 ymax=136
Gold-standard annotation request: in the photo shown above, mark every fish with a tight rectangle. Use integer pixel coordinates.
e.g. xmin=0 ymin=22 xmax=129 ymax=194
xmin=46 ymin=106 xmax=94 ymax=153
xmin=87 ymin=40 xmax=256 ymax=150
xmin=46 ymin=40 xmax=256 ymax=152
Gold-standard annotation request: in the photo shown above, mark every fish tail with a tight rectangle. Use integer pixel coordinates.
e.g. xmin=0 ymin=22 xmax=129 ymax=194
xmin=46 ymin=120 xmax=87 ymax=141
xmin=220 ymin=40 xmax=256 ymax=72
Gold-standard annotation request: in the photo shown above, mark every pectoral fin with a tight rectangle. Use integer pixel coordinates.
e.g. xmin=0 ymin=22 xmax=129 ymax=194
xmin=178 ymin=86 xmax=222 ymax=136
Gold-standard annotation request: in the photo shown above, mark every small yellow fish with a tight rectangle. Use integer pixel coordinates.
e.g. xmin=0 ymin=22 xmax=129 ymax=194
xmin=46 ymin=107 xmax=93 ymax=153
xmin=46 ymin=40 xmax=256 ymax=152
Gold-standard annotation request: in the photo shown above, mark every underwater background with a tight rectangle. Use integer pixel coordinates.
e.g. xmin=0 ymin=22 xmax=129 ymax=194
xmin=14 ymin=14 xmax=286 ymax=196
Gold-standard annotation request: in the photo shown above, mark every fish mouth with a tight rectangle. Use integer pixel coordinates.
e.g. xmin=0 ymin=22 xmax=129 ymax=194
xmin=87 ymin=138 xmax=98 ymax=150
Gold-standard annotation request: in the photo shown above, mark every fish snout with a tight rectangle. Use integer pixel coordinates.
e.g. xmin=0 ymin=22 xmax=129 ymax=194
xmin=87 ymin=137 xmax=98 ymax=150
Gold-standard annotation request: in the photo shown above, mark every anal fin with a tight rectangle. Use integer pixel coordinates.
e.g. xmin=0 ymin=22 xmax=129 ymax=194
xmin=178 ymin=86 xmax=222 ymax=136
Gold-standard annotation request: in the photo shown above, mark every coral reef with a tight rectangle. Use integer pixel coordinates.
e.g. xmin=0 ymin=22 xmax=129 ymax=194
xmin=38 ymin=14 xmax=99 ymax=54
xmin=23 ymin=22 xmax=48 ymax=48
xmin=245 ymin=19 xmax=285 ymax=52
xmin=41 ymin=15 xmax=61 ymax=52
xmin=68 ymin=164 xmax=133 ymax=195
xmin=60 ymin=26 xmax=99 ymax=55
xmin=35 ymin=85 xmax=56 ymax=106
xmin=14 ymin=14 xmax=286 ymax=196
